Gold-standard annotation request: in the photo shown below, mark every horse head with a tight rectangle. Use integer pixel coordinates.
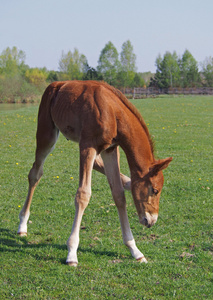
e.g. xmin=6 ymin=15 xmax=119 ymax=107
xmin=131 ymin=157 xmax=173 ymax=228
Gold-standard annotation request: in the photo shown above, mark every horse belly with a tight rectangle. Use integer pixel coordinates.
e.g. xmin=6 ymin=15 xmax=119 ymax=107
xmin=51 ymin=105 xmax=81 ymax=143
xmin=60 ymin=124 xmax=80 ymax=142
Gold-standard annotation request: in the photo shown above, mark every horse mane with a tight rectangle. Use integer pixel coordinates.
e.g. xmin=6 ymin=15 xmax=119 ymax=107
xmin=98 ymin=81 xmax=155 ymax=154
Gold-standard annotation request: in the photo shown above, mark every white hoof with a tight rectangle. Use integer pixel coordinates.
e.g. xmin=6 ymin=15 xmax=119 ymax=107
xmin=137 ymin=256 xmax=148 ymax=263
xmin=17 ymin=232 xmax=27 ymax=237
xmin=66 ymin=261 xmax=78 ymax=267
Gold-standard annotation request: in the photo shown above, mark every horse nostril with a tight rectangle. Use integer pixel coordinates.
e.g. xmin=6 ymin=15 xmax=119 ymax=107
xmin=143 ymin=217 xmax=151 ymax=228
xmin=143 ymin=217 xmax=148 ymax=226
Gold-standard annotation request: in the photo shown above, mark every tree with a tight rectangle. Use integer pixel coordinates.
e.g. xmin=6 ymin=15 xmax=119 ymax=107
xmin=97 ymin=41 xmax=120 ymax=85
xmin=25 ymin=68 xmax=47 ymax=88
xmin=179 ymin=50 xmax=200 ymax=87
xmin=131 ymin=73 xmax=145 ymax=87
xmin=139 ymin=72 xmax=153 ymax=87
xmin=0 ymin=46 xmax=31 ymax=102
xmin=151 ymin=52 xmax=180 ymax=89
xmin=201 ymin=57 xmax=213 ymax=87
xmin=0 ymin=46 xmax=26 ymax=76
xmin=120 ymin=40 xmax=137 ymax=87
xmin=83 ymin=63 xmax=103 ymax=80
xmin=59 ymin=48 xmax=88 ymax=80
xmin=47 ymin=70 xmax=59 ymax=82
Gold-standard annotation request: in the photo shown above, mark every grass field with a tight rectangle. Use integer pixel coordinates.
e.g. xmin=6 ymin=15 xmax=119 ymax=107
xmin=0 ymin=95 xmax=212 ymax=299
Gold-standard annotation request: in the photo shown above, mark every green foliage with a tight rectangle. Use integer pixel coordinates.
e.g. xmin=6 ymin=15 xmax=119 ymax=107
xmin=97 ymin=41 xmax=120 ymax=85
xmin=83 ymin=63 xmax=103 ymax=81
xmin=152 ymin=52 xmax=181 ymax=88
xmin=119 ymin=40 xmax=137 ymax=87
xmin=25 ymin=68 xmax=47 ymax=87
xmin=120 ymin=40 xmax=137 ymax=73
xmin=47 ymin=70 xmax=59 ymax=83
xmin=97 ymin=40 xmax=139 ymax=88
xmin=180 ymin=50 xmax=200 ymax=87
xmin=131 ymin=73 xmax=145 ymax=87
xmin=151 ymin=50 xmax=201 ymax=89
xmin=58 ymin=48 xmax=88 ymax=80
xmin=1 ymin=44 xmax=213 ymax=103
xmin=0 ymin=47 xmax=48 ymax=103
xmin=0 ymin=46 xmax=26 ymax=76
xmin=0 ymin=97 xmax=212 ymax=299
xmin=201 ymin=56 xmax=213 ymax=87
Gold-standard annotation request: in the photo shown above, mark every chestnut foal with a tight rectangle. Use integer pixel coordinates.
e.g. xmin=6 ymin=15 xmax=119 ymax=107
xmin=18 ymin=81 xmax=172 ymax=266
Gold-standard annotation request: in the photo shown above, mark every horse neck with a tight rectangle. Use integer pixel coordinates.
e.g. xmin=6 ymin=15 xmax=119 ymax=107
xmin=118 ymin=119 xmax=154 ymax=179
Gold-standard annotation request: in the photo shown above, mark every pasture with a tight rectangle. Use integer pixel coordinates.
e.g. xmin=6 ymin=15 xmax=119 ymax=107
xmin=0 ymin=95 xmax=212 ymax=299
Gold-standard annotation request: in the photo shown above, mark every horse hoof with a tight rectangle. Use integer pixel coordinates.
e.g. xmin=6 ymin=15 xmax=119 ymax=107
xmin=18 ymin=232 xmax=27 ymax=237
xmin=137 ymin=256 xmax=148 ymax=263
xmin=66 ymin=261 xmax=78 ymax=267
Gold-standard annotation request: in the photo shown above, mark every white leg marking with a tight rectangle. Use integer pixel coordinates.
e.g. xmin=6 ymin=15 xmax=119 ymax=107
xmin=101 ymin=148 xmax=147 ymax=263
xmin=18 ymin=210 xmax=30 ymax=236
xmin=66 ymin=189 xmax=91 ymax=266
xmin=125 ymin=239 xmax=147 ymax=263
xmin=18 ymin=127 xmax=59 ymax=237
xmin=66 ymin=146 xmax=97 ymax=266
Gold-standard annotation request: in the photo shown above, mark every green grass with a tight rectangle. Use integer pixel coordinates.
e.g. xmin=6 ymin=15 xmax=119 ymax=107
xmin=0 ymin=96 xmax=212 ymax=299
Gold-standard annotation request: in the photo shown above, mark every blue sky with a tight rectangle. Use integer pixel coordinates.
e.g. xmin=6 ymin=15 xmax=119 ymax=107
xmin=0 ymin=0 xmax=212 ymax=72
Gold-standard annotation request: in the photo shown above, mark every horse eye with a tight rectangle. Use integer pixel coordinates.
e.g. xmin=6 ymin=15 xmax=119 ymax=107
xmin=152 ymin=188 xmax=159 ymax=195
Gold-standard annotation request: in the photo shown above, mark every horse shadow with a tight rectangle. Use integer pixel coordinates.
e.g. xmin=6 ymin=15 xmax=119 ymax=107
xmin=0 ymin=228 xmax=119 ymax=265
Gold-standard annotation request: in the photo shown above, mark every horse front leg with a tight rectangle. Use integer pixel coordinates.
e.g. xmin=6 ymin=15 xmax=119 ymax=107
xmin=101 ymin=147 xmax=147 ymax=263
xmin=66 ymin=146 xmax=97 ymax=266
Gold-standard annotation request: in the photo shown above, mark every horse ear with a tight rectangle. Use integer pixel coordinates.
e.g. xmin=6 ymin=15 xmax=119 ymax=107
xmin=149 ymin=157 xmax=173 ymax=176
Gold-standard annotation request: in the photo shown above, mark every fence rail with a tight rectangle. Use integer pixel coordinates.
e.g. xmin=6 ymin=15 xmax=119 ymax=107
xmin=120 ymin=87 xmax=213 ymax=98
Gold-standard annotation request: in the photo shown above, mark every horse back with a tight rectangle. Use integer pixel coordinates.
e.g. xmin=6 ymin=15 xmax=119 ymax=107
xmin=40 ymin=81 xmax=121 ymax=152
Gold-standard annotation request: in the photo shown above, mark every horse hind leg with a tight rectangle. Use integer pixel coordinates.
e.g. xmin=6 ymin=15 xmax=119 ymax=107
xmin=66 ymin=145 xmax=97 ymax=266
xmin=18 ymin=114 xmax=59 ymax=236
xmin=93 ymin=153 xmax=131 ymax=190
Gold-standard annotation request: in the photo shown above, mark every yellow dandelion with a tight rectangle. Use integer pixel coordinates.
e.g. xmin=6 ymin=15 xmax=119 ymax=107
xmin=199 ymin=178 xmax=201 ymax=181
xmin=16 ymin=163 xmax=19 ymax=165
xmin=9 ymin=145 xmax=12 ymax=147
xmin=18 ymin=205 xmax=21 ymax=208
xmin=70 ymin=177 xmax=74 ymax=180
xmin=162 ymin=127 xmax=165 ymax=129
xmin=56 ymin=176 xmax=59 ymax=179
xmin=190 ymin=160 xmax=193 ymax=163
xmin=50 ymin=154 xmax=53 ymax=156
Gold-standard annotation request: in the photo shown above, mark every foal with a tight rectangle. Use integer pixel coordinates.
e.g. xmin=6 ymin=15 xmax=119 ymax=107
xmin=18 ymin=81 xmax=172 ymax=266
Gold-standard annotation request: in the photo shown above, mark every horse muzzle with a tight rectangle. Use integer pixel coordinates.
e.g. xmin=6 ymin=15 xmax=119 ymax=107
xmin=139 ymin=213 xmax=158 ymax=228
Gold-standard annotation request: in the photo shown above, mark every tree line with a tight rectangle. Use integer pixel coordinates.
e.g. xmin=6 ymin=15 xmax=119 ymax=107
xmin=150 ymin=50 xmax=213 ymax=89
xmin=0 ymin=44 xmax=213 ymax=103
xmin=56 ymin=40 xmax=146 ymax=88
